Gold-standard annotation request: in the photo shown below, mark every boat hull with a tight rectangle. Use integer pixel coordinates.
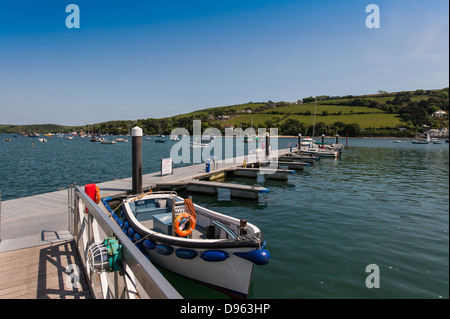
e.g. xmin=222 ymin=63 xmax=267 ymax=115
xmin=141 ymin=244 xmax=256 ymax=298
xmin=118 ymin=194 xmax=268 ymax=298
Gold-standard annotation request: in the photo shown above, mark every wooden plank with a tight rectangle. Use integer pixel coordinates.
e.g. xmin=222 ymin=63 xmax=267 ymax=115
xmin=0 ymin=240 xmax=91 ymax=299
xmin=188 ymin=180 xmax=268 ymax=192
xmin=234 ymin=168 xmax=295 ymax=173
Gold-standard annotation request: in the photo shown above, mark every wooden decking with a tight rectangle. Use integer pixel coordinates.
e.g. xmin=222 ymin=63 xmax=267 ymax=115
xmin=0 ymin=240 xmax=91 ymax=299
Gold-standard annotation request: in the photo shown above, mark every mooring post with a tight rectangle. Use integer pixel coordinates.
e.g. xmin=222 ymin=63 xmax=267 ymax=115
xmin=298 ymin=133 xmax=302 ymax=151
xmin=265 ymin=132 xmax=270 ymax=157
xmin=132 ymin=126 xmax=143 ymax=195
xmin=336 ymin=134 xmax=339 ymax=144
xmin=322 ymin=134 xmax=325 ymax=144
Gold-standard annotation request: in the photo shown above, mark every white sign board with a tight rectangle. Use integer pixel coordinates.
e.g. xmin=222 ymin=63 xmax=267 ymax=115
xmin=161 ymin=158 xmax=173 ymax=176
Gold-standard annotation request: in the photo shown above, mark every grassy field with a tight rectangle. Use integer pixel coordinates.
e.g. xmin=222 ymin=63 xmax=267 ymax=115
xmin=259 ymin=103 xmax=386 ymax=115
xmin=284 ymin=113 xmax=403 ymax=128
xmin=227 ymin=113 xmax=403 ymax=129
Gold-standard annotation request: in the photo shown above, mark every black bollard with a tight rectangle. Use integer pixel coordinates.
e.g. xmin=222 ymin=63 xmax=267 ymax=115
xmin=321 ymin=134 xmax=325 ymax=144
xmin=336 ymin=134 xmax=339 ymax=144
xmin=132 ymin=126 xmax=143 ymax=194
xmin=265 ymin=132 xmax=270 ymax=157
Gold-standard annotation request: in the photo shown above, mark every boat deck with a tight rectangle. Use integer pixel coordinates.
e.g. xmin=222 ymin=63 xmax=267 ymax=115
xmin=139 ymin=218 xmax=206 ymax=240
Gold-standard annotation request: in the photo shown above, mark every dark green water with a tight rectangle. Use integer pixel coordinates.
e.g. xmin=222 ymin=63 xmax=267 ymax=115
xmin=0 ymin=135 xmax=448 ymax=298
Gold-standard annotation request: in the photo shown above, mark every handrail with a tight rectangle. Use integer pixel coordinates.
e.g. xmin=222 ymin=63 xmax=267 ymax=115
xmin=0 ymin=190 xmax=2 ymax=243
xmin=72 ymin=185 xmax=182 ymax=299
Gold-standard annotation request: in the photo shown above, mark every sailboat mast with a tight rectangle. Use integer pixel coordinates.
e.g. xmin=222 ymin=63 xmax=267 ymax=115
xmin=312 ymin=97 xmax=317 ymax=138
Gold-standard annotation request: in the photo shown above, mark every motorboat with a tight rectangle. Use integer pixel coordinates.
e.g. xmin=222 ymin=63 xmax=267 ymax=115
xmin=300 ymin=137 xmax=315 ymax=147
xmin=412 ymin=133 xmax=431 ymax=144
xmin=103 ymin=192 xmax=270 ymax=298
xmin=115 ymin=138 xmax=128 ymax=143
xmin=392 ymin=139 xmax=405 ymax=143
xmin=170 ymin=135 xmax=180 ymax=141
xmin=190 ymin=141 xmax=208 ymax=148
xmin=202 ymin=134 xmax=215 ymax=143
xmin=412 ymin=139 xmax=428 ymax=144
xmin=244 ymin=135 xmax=258 ymax=143
xmin=101 ymin=139 xmax=117 ymax=144
xmin=430 ymin=138 xmax=441 ymax=144
xmin=38 ymin=138 xmax=47 ymax=143
xmin=299 ymin=148 xmax=340 ymax=158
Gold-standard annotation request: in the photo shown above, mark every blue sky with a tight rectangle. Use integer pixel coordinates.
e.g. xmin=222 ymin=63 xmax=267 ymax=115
xmin=0 ymin=0 xmax=448 ymax=125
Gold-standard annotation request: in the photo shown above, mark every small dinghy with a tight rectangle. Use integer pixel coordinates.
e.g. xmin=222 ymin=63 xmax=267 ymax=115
xmin=105 ymin=192 xmax=270 ymax=298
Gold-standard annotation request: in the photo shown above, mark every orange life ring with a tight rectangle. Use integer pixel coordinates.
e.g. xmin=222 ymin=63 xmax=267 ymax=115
xmin=174 ymin=213 xmax=196 ymax=237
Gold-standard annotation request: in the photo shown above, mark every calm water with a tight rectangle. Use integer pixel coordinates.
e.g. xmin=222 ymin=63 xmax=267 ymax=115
xmin=0 ymin=135 xmax=448 ymax=298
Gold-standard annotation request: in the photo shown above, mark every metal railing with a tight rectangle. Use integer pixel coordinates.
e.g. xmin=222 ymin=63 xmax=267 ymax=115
xmin=68 ymin=184 xmax=182 ymax=299
xmin=0 ymin=190 xmax=2 ymax=243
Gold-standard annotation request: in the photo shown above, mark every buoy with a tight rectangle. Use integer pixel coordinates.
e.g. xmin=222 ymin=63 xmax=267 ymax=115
xmin=156 ymin=244 xmax=173 ymax=255
xmin=175 ymin=248 xmax=198 ymax=259
xmin=133 ymin=233 xmax=142 ymax=242
xmin=200 ymin=250 xmax=229 ymax=262
xmin=234 ymin=248 xmax=270 ymax=265
xmin=143 ymin=239 xmax=156 ymax=250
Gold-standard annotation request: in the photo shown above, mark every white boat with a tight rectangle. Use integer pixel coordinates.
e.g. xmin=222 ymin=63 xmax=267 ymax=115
xmin=430 ymin=138 xmax=441 ymax=144
xmin=299 ymin=137 xmax=340 ymax=157
xmin=244 ymin=135 xmax=258 ymax=143
xmin=202 ymin=134 xmax=215 ymax=143
xmin=65 ymin=136 xmax=74 ymax=140
xmin=38 ymin=138 xmax=47 ymax=143
xmin=299 ymin=148 xmax=340 ymax=158
xmin=412 ymin=133 xmax=431 ymax=144
xmin=300 ymin=137 xmax=315 ymax=147
xmin=412 ymin=139 xmax=428 ymax=144
xmin=392 ymin=139 xmax=405 ymax=143
xmin=101 ymin=139 xmax=117 ymax=144
xmin=108 ymin=192 xmax=270 ymax=298
xmin=190 ymin=141 xmax=208 ymax=148
xmin=170 ymin=135 xmax=180 ymax=141
xmin=115 ymin=138 xmax=128 ymax=143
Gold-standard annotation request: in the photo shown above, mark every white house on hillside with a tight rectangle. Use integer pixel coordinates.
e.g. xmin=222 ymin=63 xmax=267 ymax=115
xmin=432 ymin=110 xmax=447 ymax=117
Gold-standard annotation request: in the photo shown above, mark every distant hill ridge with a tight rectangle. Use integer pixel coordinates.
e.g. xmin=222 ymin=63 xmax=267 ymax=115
xmin=1 ymin=87 xmax=448 ymax=137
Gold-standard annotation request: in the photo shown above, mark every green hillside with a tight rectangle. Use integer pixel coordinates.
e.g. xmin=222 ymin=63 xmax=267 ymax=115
xmin=1 ymin=88 xmax=448 ymax=137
